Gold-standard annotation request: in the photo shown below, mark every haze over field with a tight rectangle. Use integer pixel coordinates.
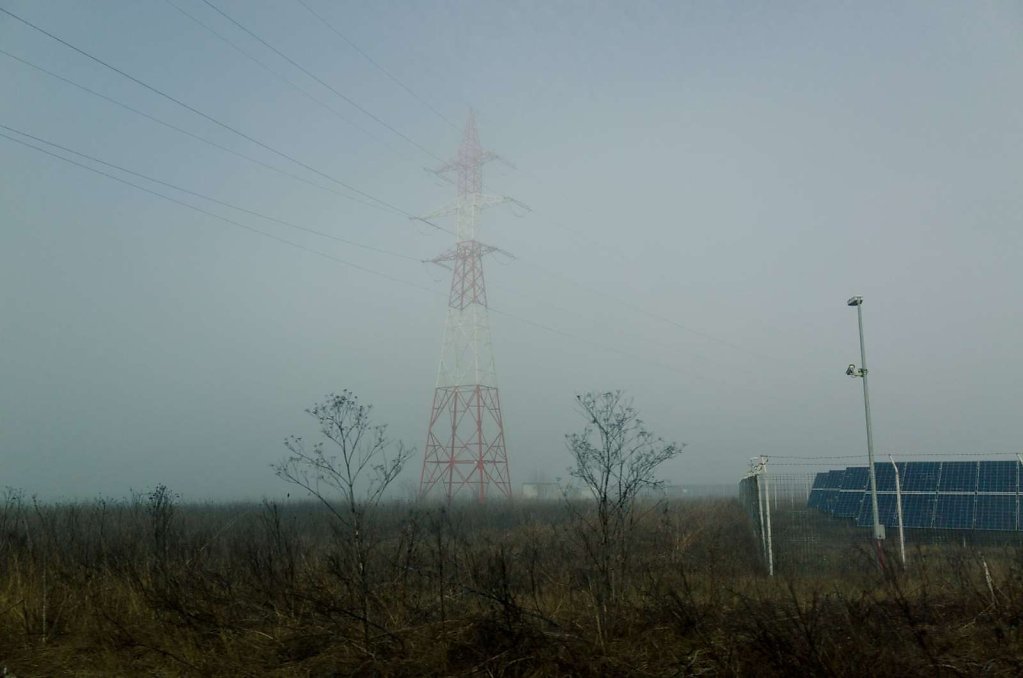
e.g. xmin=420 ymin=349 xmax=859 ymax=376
xmin=1 ymin=1 xmax=1021 ymax=499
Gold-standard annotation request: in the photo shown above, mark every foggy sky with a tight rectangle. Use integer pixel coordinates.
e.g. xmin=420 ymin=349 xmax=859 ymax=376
xmin=1 ymin=1 xmax=1021 ymax=500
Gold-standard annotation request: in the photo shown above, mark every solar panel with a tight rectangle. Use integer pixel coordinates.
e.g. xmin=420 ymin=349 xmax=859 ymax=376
xmin=933 ymin=494 xmax=975 ymax=529
xmin=978 ymin=461 xmax=1018 ymax=493
xmin=806 ymin=460 xmax=1023 ymax=533
xmin=938 ymin=462 xmax=978 ymax=492
xmin=901 ymin=494 xmax=936 ymax=528
xmin=901 ymin=462 xmax=940 ymax=492
xmin=833 ymin=491 xmax=865 ymax=518
xmin=840 ymin=466 xmax=869 ymax=490
xmin=975 ymin=495 xmax=1017 ymax=531
xmin=820 ymin=489 xmax=841 ymax=514
xmin=806 ymin=473 xmax=827 ymax=509
xmin=855 ymin=492 xmax=898 ymax=527
xmin=826 ymin=469 xmax=846 ymax=487
xmin=871 ymin=463 xmax=900 ymax=492
xmin=814 ymin=471 xmax=845 ymax=514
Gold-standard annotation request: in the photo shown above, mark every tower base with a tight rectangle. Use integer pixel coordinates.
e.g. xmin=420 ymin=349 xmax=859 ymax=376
xmin=420 ymin=384 xmax=511 ymax=503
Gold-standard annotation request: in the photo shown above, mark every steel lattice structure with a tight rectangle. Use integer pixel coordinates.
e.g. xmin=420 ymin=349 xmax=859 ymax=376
xmin=419 ymin=113 xmax=512 ymax=503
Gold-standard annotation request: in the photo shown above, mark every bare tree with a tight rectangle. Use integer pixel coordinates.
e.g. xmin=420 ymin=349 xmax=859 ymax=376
xmin=566 ymin=391 xmax=684 ymax=629
xmin=275 ymin=391 xmax=412 ymax=647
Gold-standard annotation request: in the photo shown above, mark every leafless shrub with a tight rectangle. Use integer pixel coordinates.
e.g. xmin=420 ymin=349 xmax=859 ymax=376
xmin=565 ymin=390 xmax=684 ymax=630
xmin=274 ymin=390 xmax=412 ymax=648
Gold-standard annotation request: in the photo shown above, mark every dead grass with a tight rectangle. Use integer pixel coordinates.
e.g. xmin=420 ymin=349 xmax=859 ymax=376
xmin=1 ymin=490 xmax=1022 ymax=676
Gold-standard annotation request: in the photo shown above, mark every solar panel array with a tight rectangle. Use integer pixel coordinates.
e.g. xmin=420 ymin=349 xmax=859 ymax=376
xmin=807 ymin=461 xmax=1022 ymax=531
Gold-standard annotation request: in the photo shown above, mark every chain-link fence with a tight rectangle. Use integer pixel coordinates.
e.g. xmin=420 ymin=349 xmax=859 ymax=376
xmin=739 ymin=454 xmax=1023 ymax=576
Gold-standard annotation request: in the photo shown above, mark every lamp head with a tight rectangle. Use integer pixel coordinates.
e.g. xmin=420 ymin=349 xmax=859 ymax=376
xmin=847 ymin=296 xmax=864 ymax=307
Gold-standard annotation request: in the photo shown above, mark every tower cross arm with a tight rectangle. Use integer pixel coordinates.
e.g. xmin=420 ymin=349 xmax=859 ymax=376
xmin=427 ymin=240 xmax=513 ymax=267
xmin=426 ymin=247 xmax=457 ymax=268
xmin=414 ymin=202 xmax=459 ymax=223
xmin=477 ymin=241 xmax=514 ymax=259
xmin=478 ymin=194 xmax=532 ymax=213
xmin=413 ymin=196 xmax=530 ymax=230
xmin=431 ymin=149 xmax=501 ymax=178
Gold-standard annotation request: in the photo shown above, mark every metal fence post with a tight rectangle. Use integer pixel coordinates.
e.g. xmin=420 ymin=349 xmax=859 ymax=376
xmin=890 ymin=455 xmax=906 ymax=566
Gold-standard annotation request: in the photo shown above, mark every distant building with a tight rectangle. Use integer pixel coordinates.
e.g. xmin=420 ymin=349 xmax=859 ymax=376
xmin=522 ymin=481 xmax=732 ymax=501
xmin=521 ymin=482 xmax=589 ymax=501
xmin=655 ymin=484 xmax=685 ymax=498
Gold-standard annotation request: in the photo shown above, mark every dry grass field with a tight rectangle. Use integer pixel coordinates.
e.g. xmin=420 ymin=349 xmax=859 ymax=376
xmin=1 ymin=489 xmax=1022 ymax=676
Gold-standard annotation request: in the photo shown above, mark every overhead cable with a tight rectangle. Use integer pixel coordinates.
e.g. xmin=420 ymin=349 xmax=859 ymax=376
xmin=294 ymin=0 xmax=458 ymax=131
xmin=6 ymin=130 xmax=756 ymax=391
xmin=0 ymin=123 xmax=420 ymax=261
xmin=0 ymin=131 xmax=437 ymax=293
xmin=162 ymin=0 xmax=403 ymax=158
xmin=199 ymin=0 xmax=444 ymax=162
xmin=0 ymin=6 xmax=443 ymax=228
xmin=1 ymin=48 xmax=393 ymax=213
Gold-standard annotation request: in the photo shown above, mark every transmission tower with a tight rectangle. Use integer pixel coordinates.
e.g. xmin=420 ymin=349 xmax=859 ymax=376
xmin=419 ymin=112 xmax=514 ymax=503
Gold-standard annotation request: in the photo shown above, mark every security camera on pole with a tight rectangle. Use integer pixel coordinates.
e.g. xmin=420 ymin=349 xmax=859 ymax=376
xmin=846 ymin=296 xmax=886 ymax=549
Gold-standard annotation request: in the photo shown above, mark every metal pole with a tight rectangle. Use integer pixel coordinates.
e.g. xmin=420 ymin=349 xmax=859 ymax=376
xmin=1016 ymin=454 xmax=1022 ymax=532
xmin=756 ymin=471 xmax=768 ymax=564
xmin=855 ymin=299 xmax=885 ymax=543
xmin=762 ymin=461 xmax=774 ymax=577
xmin=751 ymin=456 xmax=773 ymax=576
xmin=890 ymin=455 xmax=906 ymax=565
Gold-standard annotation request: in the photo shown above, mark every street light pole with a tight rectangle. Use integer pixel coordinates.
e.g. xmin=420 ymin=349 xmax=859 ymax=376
xmin=847 ymin=296 xmax=885 ymax=544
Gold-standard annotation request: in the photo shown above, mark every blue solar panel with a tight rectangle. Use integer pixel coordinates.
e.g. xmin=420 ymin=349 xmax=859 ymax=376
xmin=901 ymin=494 xmax=936 ymax=528
xmin=901 ymin=462 xmax=940 ymax=492
xmin=855 ymin=492 xmax=898 ymax=527
xmin=815 ymin=471 xmax=845 ymax=513
xmin=806 ymin=473 xmax=827 ymax=509
xmin=820 ymin=489 xmax=841 ymax=514
xmin=840 ymin=466 xmax=869 ymax=490
xmin=808 ymin=461 xmax=1023 ymax=533
xmin=978 ymin=461 xmax=1018 ymax=493
xmin=871 ymin=463 xmax=898 ymax=492
xmin=833 ymin=491 xmax=865 ymax=518
xmin=933 ymin=494 xmax=975 ymax=529
xmin=975 ymin=495 xmax=1017 ymax=531
xmin=880 ymin=493 xmax=898 ymax=526
xmin=938 ymin=462 xmax=978 ymax=492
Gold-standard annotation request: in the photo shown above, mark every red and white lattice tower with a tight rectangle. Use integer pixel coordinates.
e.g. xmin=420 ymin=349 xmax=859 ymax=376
xmin=419 ymin=112 xmax=513 ymax=503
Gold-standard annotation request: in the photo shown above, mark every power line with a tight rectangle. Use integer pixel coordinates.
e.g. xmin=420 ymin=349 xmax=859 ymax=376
xmin=488 ymin=307 xmax=715 ymax=385
xmin=0 ymin=123 xmax=420 ymax=262
xmin=487 ymin=278 xmax=776 ymax=383
xmin=0 ymin=130 xmax=438 ymax=294
xmin=0 ymin=11 xmax=826 ymax=386
xmin=3 ymin=127 xmax=804 ymax=397
xmin=489 ymin=303 xmax=808 ymax=402
xmin=2 ymin=48 xmax=452 ymax=238
xmin=293 ymin=0 xmax=458 ymax=131
xmin=772 ymin=452 xmax=1023 ymax=461
xmin=0 ymin=6 xmax=437 ymax=225
xmin=0 ymin=48 xmax=392 ymax=213
xmin=768 ymin=452 xmax=1023 ymax=467
xmin=198 ymin=0 xmax=444 ymax=162
xmin=7 ymin=7 xmax=764 ymax=375
xmin=2 ymin=128 xmax=651 ymax=382
xmin=516 ymin=256 xmax=829 ymax=372
xmin=162 ymin=0 xmax=406 ymax=161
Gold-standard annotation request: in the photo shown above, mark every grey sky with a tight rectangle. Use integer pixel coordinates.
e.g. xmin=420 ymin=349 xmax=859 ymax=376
xmin=1 ymin=1 xmax=1021 ymax=500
